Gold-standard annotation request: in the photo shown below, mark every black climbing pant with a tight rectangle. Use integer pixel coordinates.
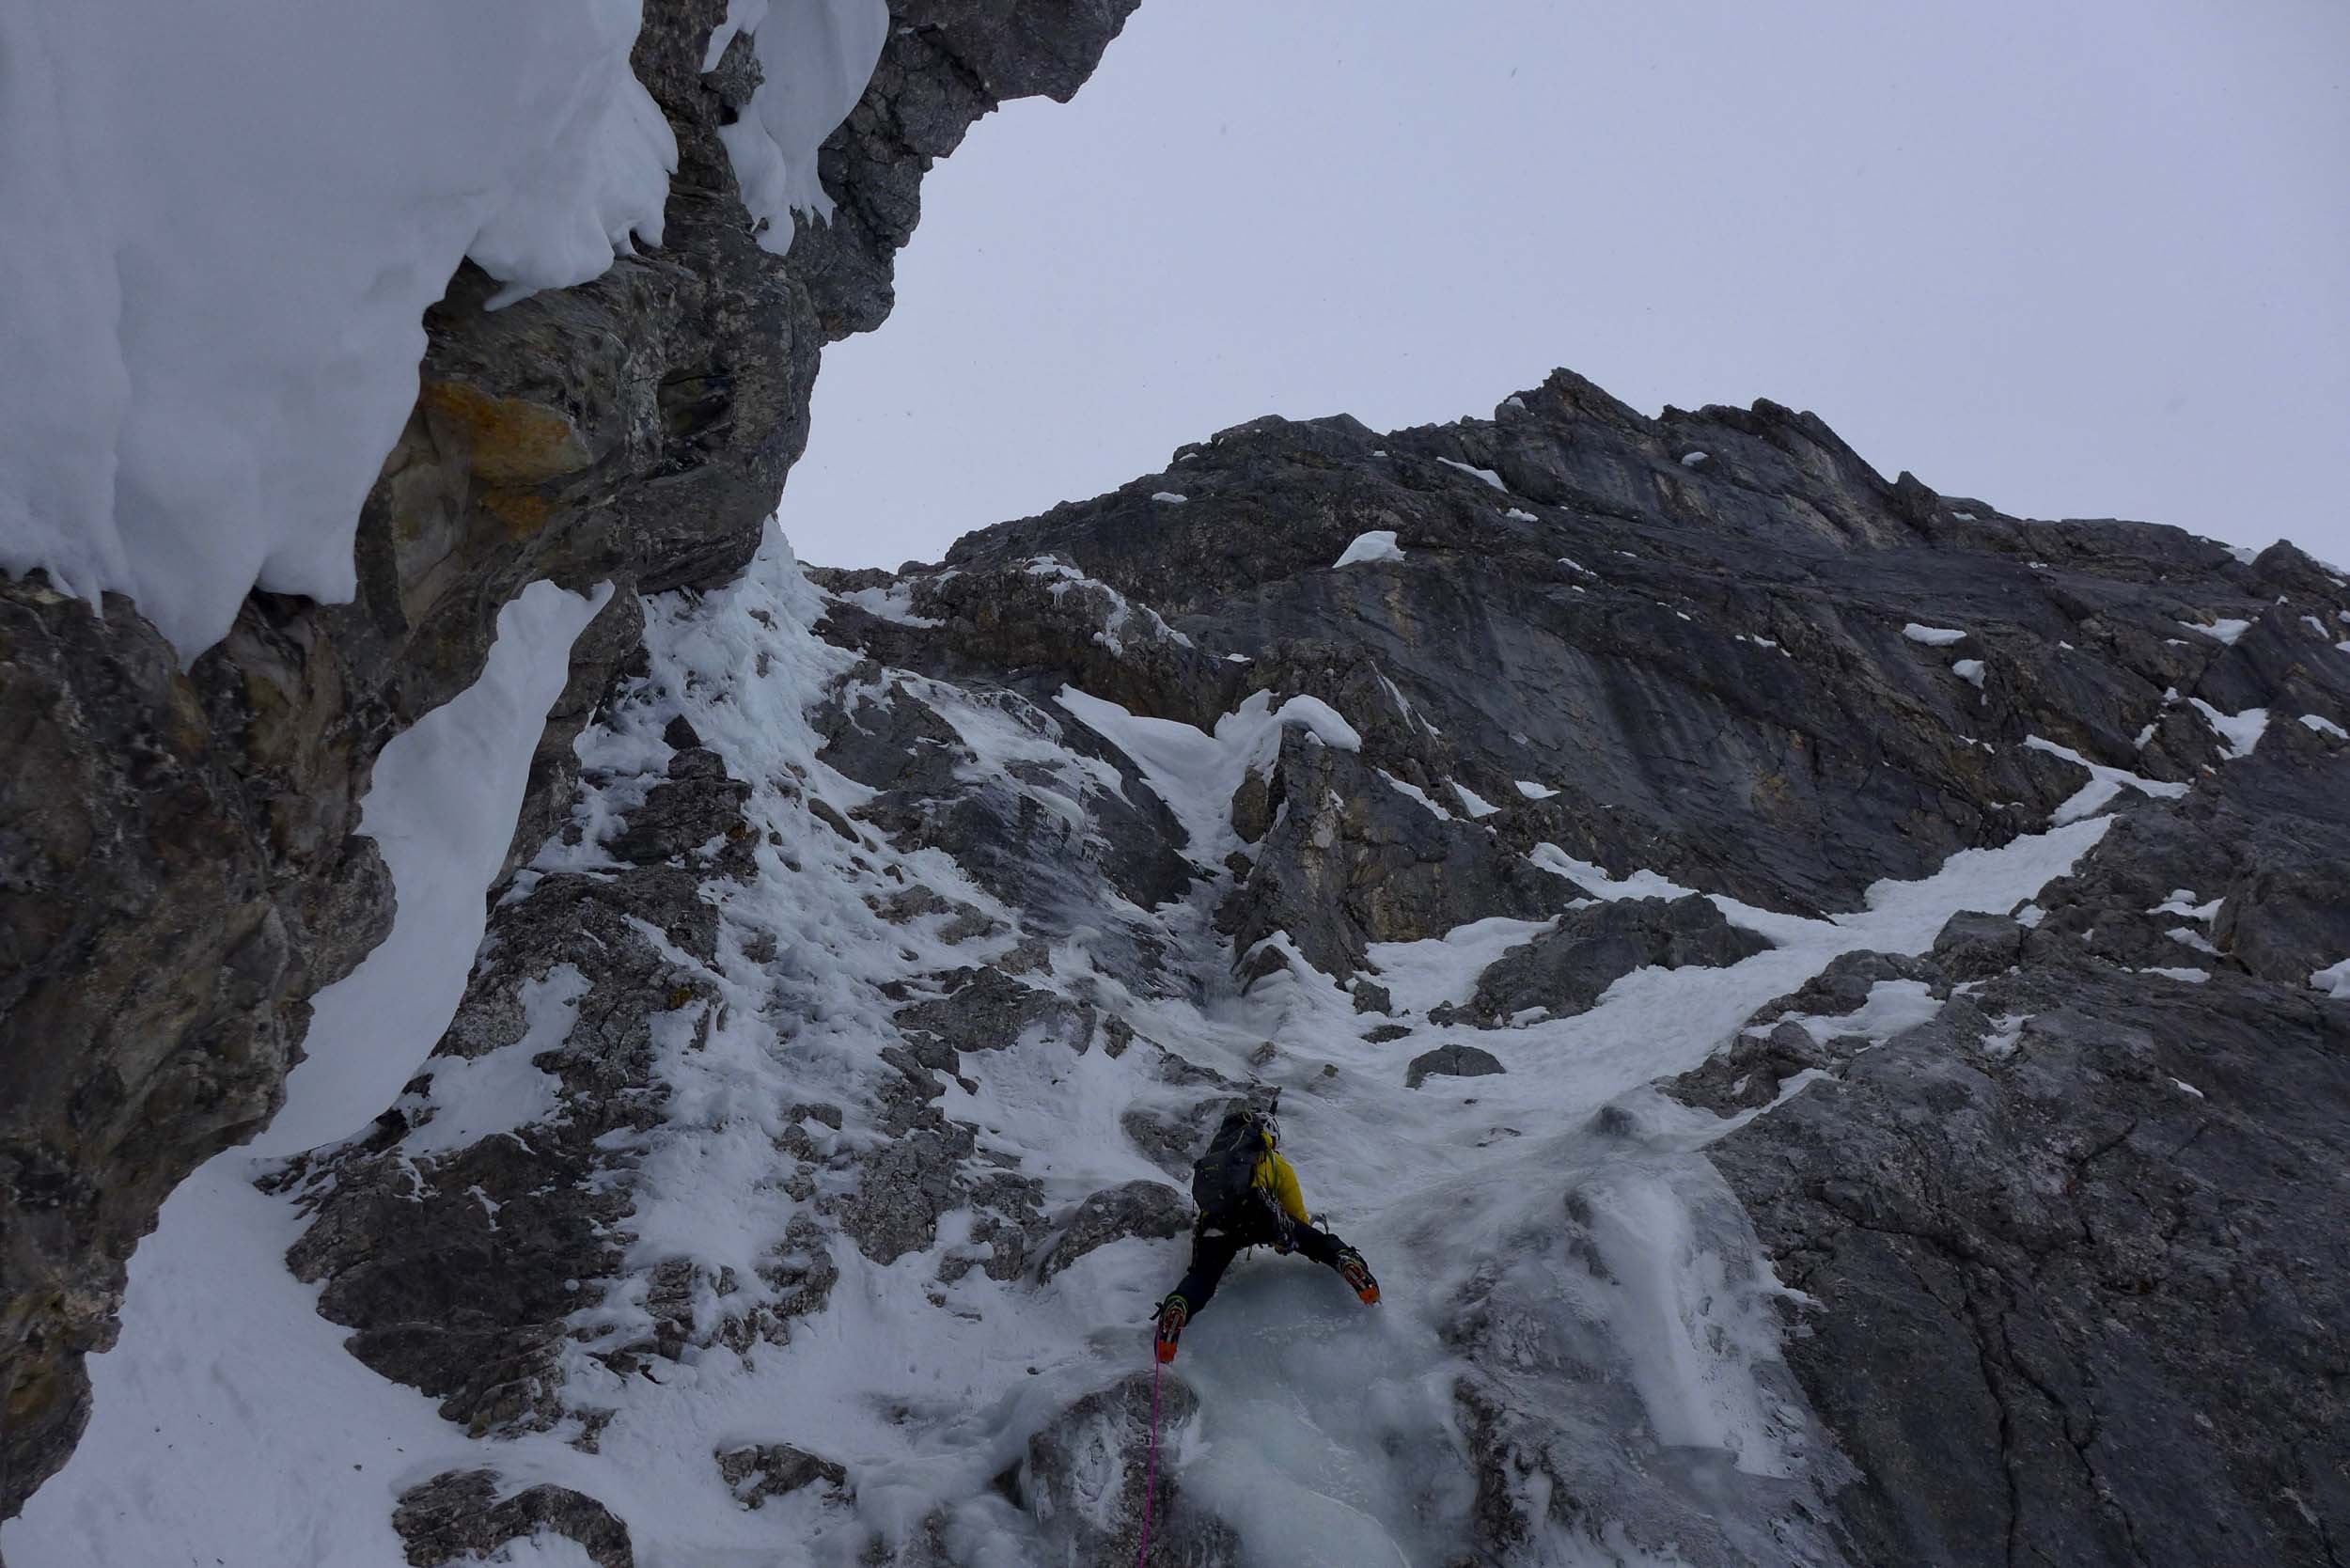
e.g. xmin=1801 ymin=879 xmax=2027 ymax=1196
xmin=1168 ymin=1201 xmax=1352 ymax=1319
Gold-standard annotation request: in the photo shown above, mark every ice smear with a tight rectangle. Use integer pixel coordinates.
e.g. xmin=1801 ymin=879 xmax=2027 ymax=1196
xmin=1436 ymin=457 xmax=1509 ymax=492
xmin=400 ymin=965 xmax=591 ymax=1159
xmin=1378 ymin=770 xmax=1457 ymax=821
xmin=2188 ymin=698 xmax=2270 ymax=760
xmin=2312 ymin=958 xmax=2350 ymax=1000
xmin=253 ymin=578 xmax=612 ymax=1157
xmin=1056 ymin=688 xmax=1360 ymax=870
xmin=1982 ymin=1013 xmax=2030 ymax=1058
xmin=1021 ymin=555 xmax=1194 ymax=654
xmin=2180 ymin=617 xmax=2251 ymax=645
xmin=1452 ymin=781 xmax=1502 ymax=819
xmin=2303 ymin=713 xmax=2349 ymax=739
xmin=1152 ymin=491 xmax=1190 ymax=504
xmin=1514 ymin=778 xmax=1560 ymax=800
xmin=2023 ymin=735 xmax=2189 ymax=824
xmin=1776 ymin=978 xmax=1943 ymax=1045
xmin=1950 ymin=658 xmax=1987 ymax=689
xmin=0 ymin=3 xmax=673 ymax=659
xmin=1903 ymin=623 xmax=1967 ymax=647
xmin=1334 ymin=529 xmax=1405 ymax=568
xmin=834 ymin=580 xmax=940 ymax=627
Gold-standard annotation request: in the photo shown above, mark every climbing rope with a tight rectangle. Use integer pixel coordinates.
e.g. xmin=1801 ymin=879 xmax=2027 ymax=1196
xmin=1136 ymin=1355 xmax=1164 ymax=1565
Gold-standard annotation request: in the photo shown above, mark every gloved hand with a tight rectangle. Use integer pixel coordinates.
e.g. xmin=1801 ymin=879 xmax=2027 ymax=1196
xmin=1273 ymin=1217 xmax=1297 ymax=1255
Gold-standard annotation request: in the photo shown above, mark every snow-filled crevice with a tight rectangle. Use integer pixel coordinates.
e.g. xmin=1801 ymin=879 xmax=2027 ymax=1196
xmin=252 ymin=579 xmax=615 ymax=1156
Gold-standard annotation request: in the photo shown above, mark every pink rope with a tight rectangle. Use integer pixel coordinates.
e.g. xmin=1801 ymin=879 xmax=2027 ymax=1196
xmin=1136 ymin=1356 xmax=1164 ymax=1566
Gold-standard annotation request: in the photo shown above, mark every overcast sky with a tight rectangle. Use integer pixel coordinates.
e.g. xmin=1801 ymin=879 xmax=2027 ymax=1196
xmin=780 ymin=0 xmax=2347 ymax=571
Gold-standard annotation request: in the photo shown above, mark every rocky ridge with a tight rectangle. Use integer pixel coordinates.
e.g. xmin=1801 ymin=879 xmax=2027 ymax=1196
xmin=21 ymin=364 xmax=2338 ymax=1563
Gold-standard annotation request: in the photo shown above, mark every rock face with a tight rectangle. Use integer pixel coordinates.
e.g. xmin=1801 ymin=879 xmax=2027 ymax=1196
xmin=10 ymin=212 xmax=2350 ymax=1566
xmin=1670 ymin=735 xmax=2350 ymax=1568
xmin=806 ymin=374 xmax=2343 ymax=1563
xmin=0 ymin=0 xmax=1136 ymax=1521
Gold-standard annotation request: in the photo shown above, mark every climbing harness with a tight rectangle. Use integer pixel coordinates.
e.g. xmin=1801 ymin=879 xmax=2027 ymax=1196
xmin=1136 ymin=1355 xmax=1164 ymax=1565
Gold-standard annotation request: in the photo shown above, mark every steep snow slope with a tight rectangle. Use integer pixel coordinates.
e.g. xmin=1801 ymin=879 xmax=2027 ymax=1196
xmin=12 ymin=528 xmax=2115 ymax=1568
xmin=14 ymin=374 xmax=2347 ymax=1566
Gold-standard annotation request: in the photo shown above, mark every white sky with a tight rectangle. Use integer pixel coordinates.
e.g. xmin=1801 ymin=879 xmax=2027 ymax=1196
xmin=781 ymin=0 xmax=2349 ymax=571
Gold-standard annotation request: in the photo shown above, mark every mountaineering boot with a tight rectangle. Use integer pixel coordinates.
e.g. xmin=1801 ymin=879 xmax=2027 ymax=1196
xmin=1154 ymin=1295 xmax=1189 ymax=1363
xmin=1338 ymin=1247 xmax=1380 ymax=1305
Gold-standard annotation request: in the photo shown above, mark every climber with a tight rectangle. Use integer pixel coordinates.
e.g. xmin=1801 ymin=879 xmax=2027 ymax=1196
xmin=1152 ymin=1098 xmax=1378 ymax=1363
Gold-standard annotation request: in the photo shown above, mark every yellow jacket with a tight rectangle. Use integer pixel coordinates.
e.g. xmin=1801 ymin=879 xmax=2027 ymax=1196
xmin=1255 ymin=1146 xmax=1309 ymax=1225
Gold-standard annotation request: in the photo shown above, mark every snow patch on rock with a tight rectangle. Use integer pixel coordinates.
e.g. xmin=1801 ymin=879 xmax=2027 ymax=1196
xmin=1333 ymin=529 xmax=1405 ymax=568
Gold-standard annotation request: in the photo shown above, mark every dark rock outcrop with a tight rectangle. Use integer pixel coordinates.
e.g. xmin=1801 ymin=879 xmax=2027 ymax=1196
xmin=392 ymin=1468 xmax=634 ymax=1568
xmin=1405 ymin=1044 xmax=1507 ymax=1089
xmin=1013 ymin=1372 xmax=1241 ymax=1565
xmin=1036 ymin=1180 xmax=1192 ymax=1281
xmin=713 ymin=1443 xmax=849 ymax=1510
xmin=1461 ymin=894 xmax=1771 ymax=1024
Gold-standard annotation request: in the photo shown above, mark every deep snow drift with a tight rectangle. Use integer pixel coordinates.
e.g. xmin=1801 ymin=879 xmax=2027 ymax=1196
xmin=0 ymin=0 xmax=885 ymax=659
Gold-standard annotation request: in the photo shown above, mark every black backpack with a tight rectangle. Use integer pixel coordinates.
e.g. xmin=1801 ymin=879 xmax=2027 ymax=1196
xmin=1191 ymin=1111 xmax=1267 ymax=1220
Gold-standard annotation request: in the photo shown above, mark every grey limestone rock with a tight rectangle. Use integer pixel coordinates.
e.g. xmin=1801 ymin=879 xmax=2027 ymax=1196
xmin=1405 ymin=1044 xmax=1506 ymax=1089
xmin=715 ymin=1443 xmax=849 ymax=1510
xmin=1013 ymin=1372 xmax=1241 ymax=1565
xmin=1466 ymin=894 xmax=1771 ymax=1024
xmin=1931 ymin=908 xmax=2025 ymax=980
xmin=392 ymin=1468 xmax=634 ymax=1568
xmin=1036 ymin=1180 xmax=1192 ymax=1281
